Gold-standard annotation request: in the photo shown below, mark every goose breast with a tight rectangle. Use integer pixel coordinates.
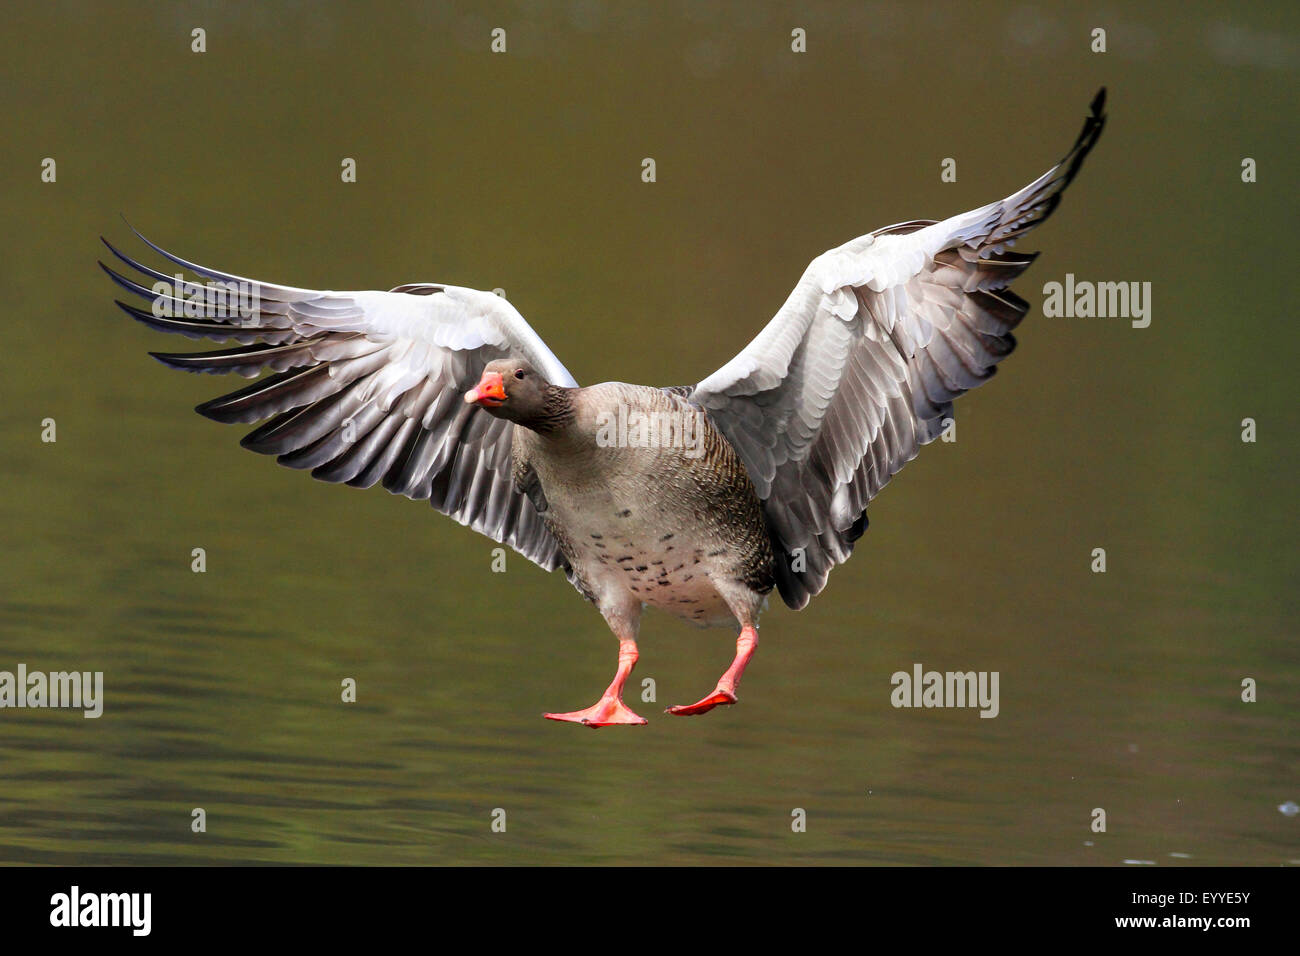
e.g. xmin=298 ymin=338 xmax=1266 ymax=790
xmin=514 ymin=383 xmax=774 ymax=627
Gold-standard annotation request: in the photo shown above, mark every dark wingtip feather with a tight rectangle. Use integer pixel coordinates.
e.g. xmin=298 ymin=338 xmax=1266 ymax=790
xmin=149 ymin=351 xmax=187 ymax=370
xmin=126 ymin=222 xmax=229 ymax=284
xmin=194 ymin=394 xmax=244 ymax=424
xmin=149 ymin=350 xmax=246 ymax=373
xmin=113 ymin=298 xmax=243 ymax=341
xmin=147 ymin=341 xmax=314 ymax=376
xmin=100 ymin=259 xmax=160 ymax=301
xmin=113 ymin=298 xmax=152 ymax=323
xmin=1091 ymin=87 xmax=1107 ymax=117
xmin=1068 ymin=88 xmax=1107 ymax=169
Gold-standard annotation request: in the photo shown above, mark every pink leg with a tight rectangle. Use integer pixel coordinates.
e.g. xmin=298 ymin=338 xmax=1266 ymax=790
xmin=666 ymin=625 xmax=758 ymax=717
xmin=544 ymin=639 xmax=647 ymax=728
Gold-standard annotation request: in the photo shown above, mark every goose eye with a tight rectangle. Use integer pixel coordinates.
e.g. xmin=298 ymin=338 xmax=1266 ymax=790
xmin=514 ymin=369 xmax=526 ymax=380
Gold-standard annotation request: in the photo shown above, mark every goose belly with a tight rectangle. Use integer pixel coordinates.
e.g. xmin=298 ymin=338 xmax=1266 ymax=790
xmin=551 ymin=485 xmax=740 ymax=627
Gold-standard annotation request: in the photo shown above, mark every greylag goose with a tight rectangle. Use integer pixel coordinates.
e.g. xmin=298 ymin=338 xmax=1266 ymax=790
xmin=103 ymin=90 xmax=1106 ymax=727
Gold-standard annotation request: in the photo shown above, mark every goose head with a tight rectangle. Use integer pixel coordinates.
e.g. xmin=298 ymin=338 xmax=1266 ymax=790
xmin=464 ymin=358 xmax=574 ymax=431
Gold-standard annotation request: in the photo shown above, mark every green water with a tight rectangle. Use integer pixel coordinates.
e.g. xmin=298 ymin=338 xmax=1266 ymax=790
xmin=0 ymin=2 xmax=1295 ymax=865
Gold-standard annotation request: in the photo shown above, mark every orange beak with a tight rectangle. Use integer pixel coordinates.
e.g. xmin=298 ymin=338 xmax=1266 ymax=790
xmin=464 ymin=370 xmax=507 ymax=407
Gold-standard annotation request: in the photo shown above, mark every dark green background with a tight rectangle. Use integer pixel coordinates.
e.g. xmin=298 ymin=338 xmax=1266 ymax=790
xmin=0 ymin=1 xmax=1295 ymax=864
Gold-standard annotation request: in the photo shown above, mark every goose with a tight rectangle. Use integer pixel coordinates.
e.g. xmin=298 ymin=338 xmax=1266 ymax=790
xmin=102 ymin=90 xmax=1106 ymax=727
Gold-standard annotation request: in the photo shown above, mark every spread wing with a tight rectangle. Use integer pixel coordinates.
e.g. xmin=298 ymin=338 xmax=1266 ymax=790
xmin=690 ymin=89 xmax=1107 ymax=609
xmin=102 ymin=229 xmax=579 ymax=574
